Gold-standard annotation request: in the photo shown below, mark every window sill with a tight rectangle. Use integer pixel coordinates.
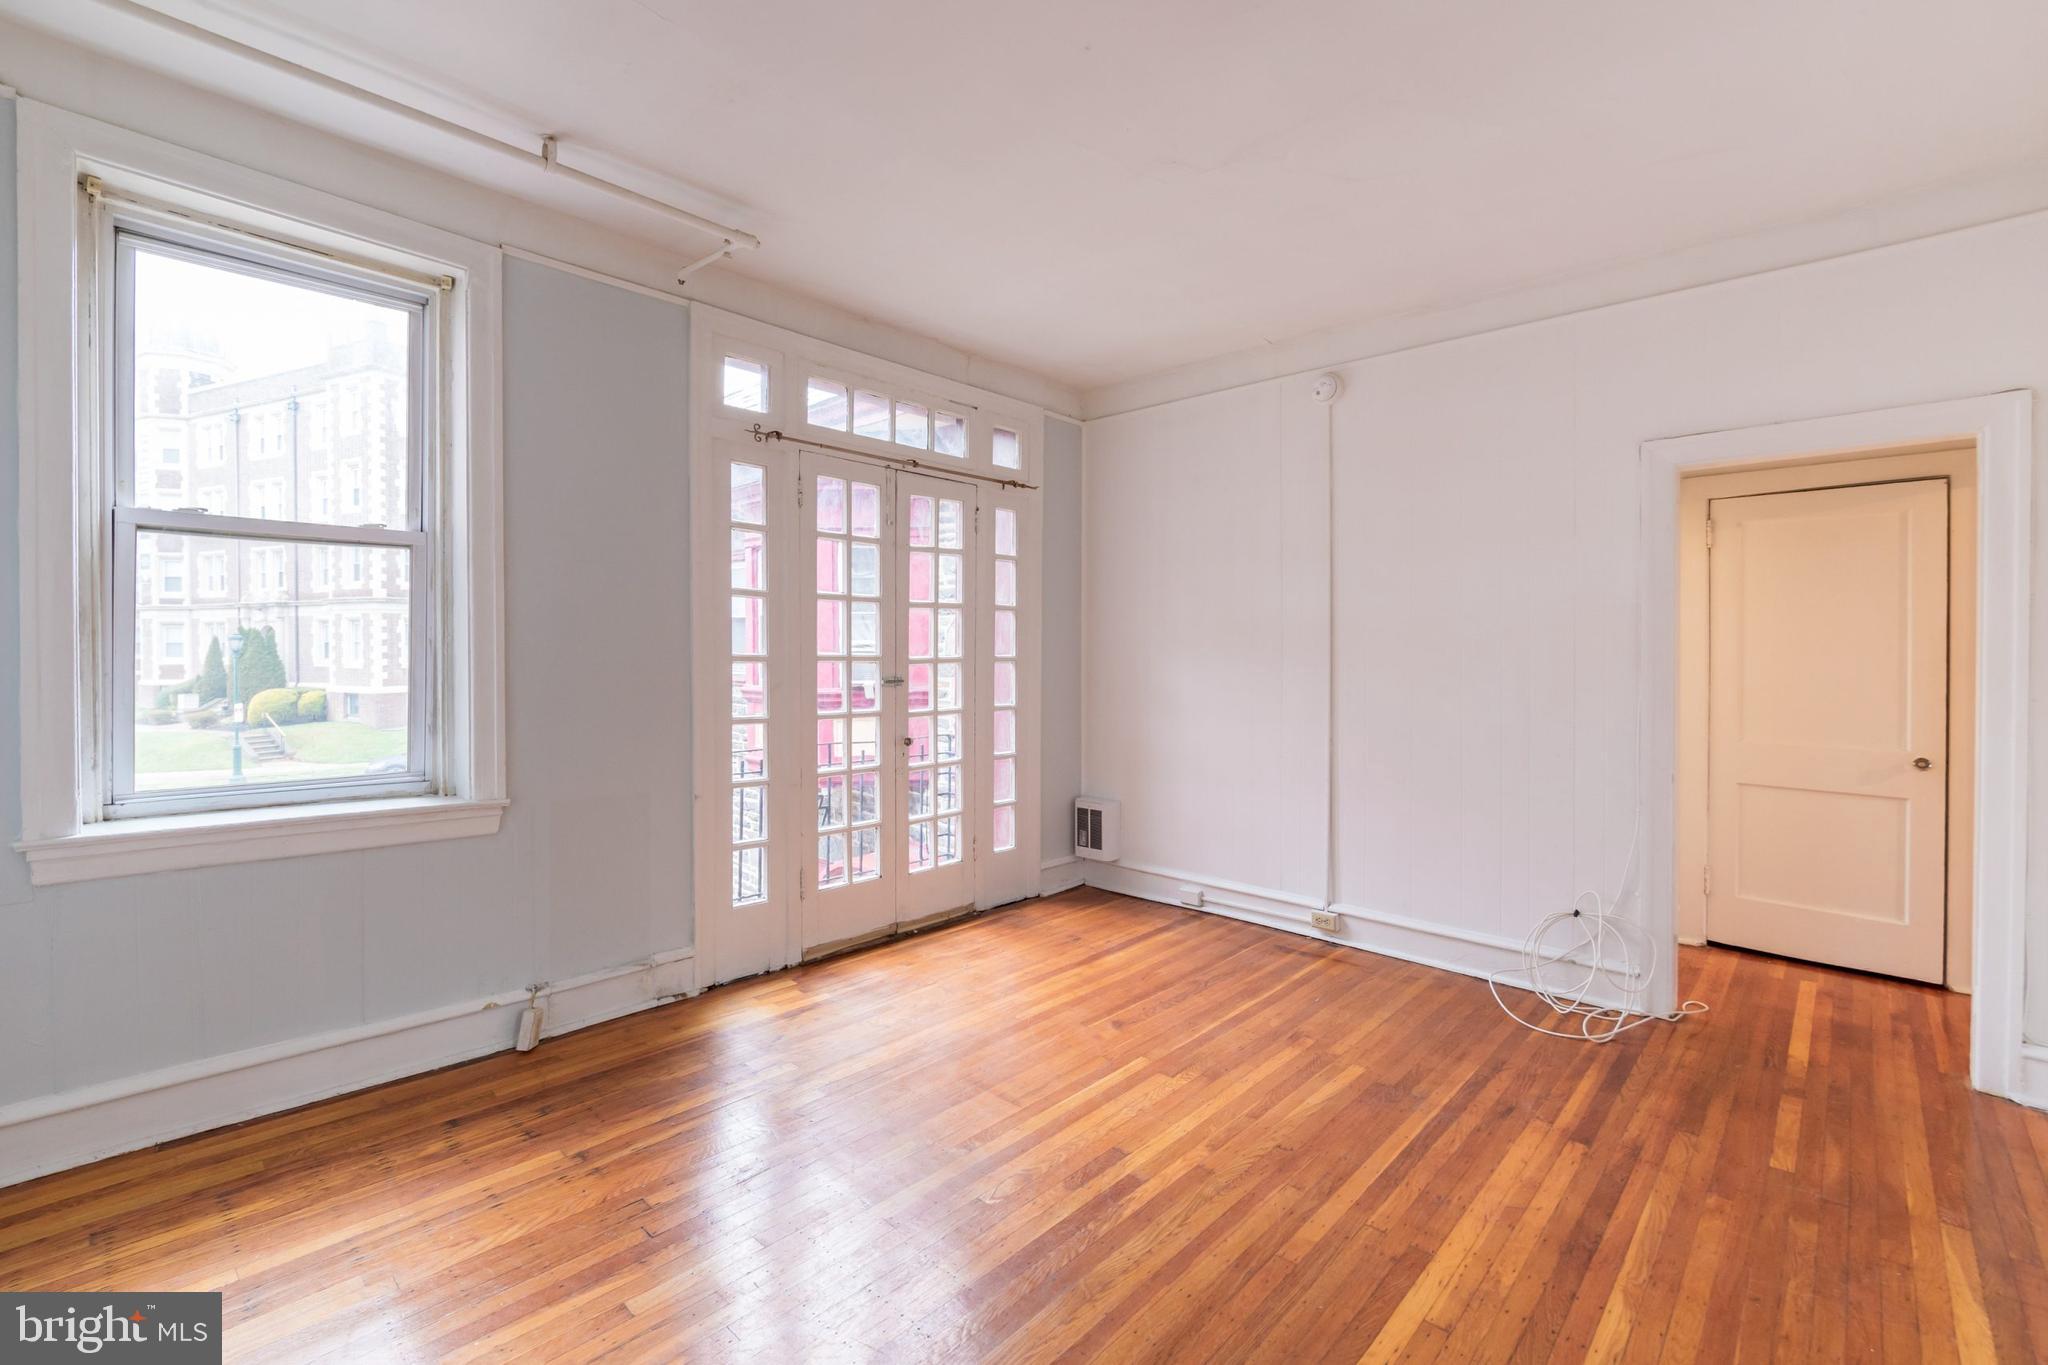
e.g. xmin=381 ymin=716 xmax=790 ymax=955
xmin=15 ymin=796 xmax=508 ymax=887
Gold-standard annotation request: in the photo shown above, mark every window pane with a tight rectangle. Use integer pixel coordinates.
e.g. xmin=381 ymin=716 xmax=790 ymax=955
xmin=908 ymin=551 xmax=935 ymax=603
xmin=936 ymin=608 xmax=962 ymax=660
xmin=816 ymin=476 xmax=847 ymax=534
xmin=933 ymin=411 xmax=967 ymax=456
xmin=723 ymin=355 xmax=768 ymax=412
xmin=851 ymin=483 xmax=882 ymax=538
xmin=854 ymin=390 xmax=890 ymax=440
xmin=731 ymin=662 xmax=768 ymax=718
xmin=733 ymin=785 xmax=769 ymax=842
xmin=993 ymin=660 xmax=1017 ymax=707
xmin=818 ymin=833 xmax=848 ymax=888
xmin=994 ymin=610 xmax=1017 ymax=659
xmin=731 ymin=723 xmax=767 ymax=780
xmin=993 ymin=804 xmax=1017 ymax=852
xmin=894 ymin=402 xmax=928 ymax=449
xmin=850 ymin=542 xmax=881 ymax=597
xmin=994 ymin=558 xmax=1016 ymax=606
xmin=907 ymin=663 xmax=933 ymax=711
xmin=851 ymin=772 xmax=880 ymax=824
xmin=731 ymin=463 xmax=767 ymax=525
xmin=816 ymin=718 xmax=846 ymax=770
xmin=993 ymin=708 xmax=1017 ymax=756
xmin=851 ymin=826 xmax=881 ymax=881
xmin=849 ymin=662 xmax=881 ymax=712
xmin=131 ymin=530 xmax=411 ymax=794
xmin=993 ymin=427 xmax=1021 ymax=470
xmin=935 ymin=663 xmax=961 ymax=710
xmin=816 ymin=660 xmax=847 ymax=713
xmin=817 ymin=775 xmax=847 ymax=831
xmin=993 ymin=756 xmax=1017 ymax=803
xmin=816 ymin=537 xmax=846 ymax=594
xmin=937 ymin=554 xmax=963 ymax=604
xmin=733 ymin=846 xmax=768 ymax=904
xmin=731 ymin=529 xmax=767 ymax=590
xmin=907 ymin=497 xmax=936 ymax=548
xmin=807 ymin=377 xmax=849 ymax=429
xmin=731 ymin=594 xmax=767 ymax=656
xmin=850 ymin=716 xmax=881 ymax=768
xmin=938 ymin=500 xmax=965 ymax=550
xmin=850 ymin=601 xmax=880 ymax=657
xmin=995 ymin=507 xmax=1018 ymax=556
xmin=129 ymin=242 xmax=412 ymax=527
xmin=816 ymin=600 xmax=846 ymax=655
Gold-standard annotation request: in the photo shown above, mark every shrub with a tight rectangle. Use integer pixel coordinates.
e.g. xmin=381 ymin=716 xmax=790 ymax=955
xmin=295 ymin=689 xmax=328 ymax=723
xmin=140 ymin=707 xmax=177 ymax=726
xmin=235 ymin=627 xmax=289 ymax=705
xmin=185 ymin=708 xmax=222 ymax=730
xmin=195 ymin=637 xmax=228 ymax=704
xmin=247 ymin=687 xmax=306 ymax=728
xmin=155 ymin=678 xmax=197 ymax=709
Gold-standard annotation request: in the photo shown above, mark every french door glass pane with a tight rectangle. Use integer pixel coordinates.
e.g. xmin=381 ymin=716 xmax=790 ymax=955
xmin=815 ymin=471 xmax=886 ymax=894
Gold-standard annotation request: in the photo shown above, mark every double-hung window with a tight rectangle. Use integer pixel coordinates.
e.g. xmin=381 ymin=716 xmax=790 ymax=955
xmin=16 ymin=106 xmax=506 ymax=886
xmin=108 ymin=217 xmax=435 ymax=815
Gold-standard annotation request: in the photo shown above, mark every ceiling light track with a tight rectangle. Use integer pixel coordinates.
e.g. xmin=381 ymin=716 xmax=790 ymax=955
xmin=85 ymin=0 xmax=761 ymax=275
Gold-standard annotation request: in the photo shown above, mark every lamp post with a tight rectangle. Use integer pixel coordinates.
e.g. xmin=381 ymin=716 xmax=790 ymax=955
xmin=228 ymin=628 xmax=246 ymax=783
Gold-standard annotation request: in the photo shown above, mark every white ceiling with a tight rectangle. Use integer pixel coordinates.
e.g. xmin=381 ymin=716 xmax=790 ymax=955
xmin=15 ymin=0 xmax=2048 ymax=395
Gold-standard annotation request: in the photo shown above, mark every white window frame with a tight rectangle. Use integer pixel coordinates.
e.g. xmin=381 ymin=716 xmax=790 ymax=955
xmin=105 ymin=213 xmax=430 ymax=817
xmin=14 ymin=101 xmax=507 ymax=885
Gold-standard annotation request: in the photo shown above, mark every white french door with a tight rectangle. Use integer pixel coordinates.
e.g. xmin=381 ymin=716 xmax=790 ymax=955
xmin=798 ymin=452 xmax=978 ymax=954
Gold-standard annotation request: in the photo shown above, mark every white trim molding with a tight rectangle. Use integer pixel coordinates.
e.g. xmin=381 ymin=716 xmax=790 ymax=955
xmin=1039 ymin=855 xmax=1085 ymax=897
xmin=14 ymin=99 xmax=508 ymax=883
xmin=0 ymin=947 xmax=696 ymax=1189
xmin=16 ymin=796 xmax=506 ymax=885
xmin=1084 ymin=862 xmax=1637 ymax=1012
xmin=1640 ymin=392 xmax=2034 ymax=1105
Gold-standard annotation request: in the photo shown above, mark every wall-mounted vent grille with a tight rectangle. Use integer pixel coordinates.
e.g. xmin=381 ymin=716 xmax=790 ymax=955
xmin=1074 ymin=797 xmax=1120 ymax=862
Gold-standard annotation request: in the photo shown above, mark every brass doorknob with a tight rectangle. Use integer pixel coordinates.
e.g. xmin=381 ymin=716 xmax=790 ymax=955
xmin=1913 ymin=757 xmax=1933 ymax=770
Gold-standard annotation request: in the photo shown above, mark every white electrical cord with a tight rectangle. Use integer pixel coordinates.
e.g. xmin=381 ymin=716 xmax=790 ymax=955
xmin=1487 ymin=824 xmax=1709 ymax=1041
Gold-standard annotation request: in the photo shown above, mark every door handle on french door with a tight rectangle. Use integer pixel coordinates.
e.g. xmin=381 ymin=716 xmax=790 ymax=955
xmin=1913 ymin=757 xmax=1933 ymax=770
xmin=882 ymin=676 xmax=905 ymax=687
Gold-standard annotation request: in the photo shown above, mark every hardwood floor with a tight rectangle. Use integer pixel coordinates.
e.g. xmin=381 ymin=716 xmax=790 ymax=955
xmin=3 ymin=888 xmax=2045 ymax=1362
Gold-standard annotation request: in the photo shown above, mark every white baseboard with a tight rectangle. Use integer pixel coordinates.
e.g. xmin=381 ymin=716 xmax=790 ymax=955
xmin=0 ymin=946 xmax=697 ymax=1189
xmin=1083 ymin=862 xmax=1638 ymax=1013
xmin=1039 ymin=855 xmax=1086 ymax=896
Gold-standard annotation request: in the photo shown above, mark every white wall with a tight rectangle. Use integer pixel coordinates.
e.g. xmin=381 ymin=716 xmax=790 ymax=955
xmin=1084 ymin=210 xmax=2048 ymax=1042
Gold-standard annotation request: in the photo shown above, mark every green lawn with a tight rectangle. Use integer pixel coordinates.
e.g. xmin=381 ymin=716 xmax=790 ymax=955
xmin=136 ymin=720 xmax=406 ymax=773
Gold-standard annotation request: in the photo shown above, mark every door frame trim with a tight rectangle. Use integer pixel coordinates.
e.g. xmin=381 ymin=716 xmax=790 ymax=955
xmin=1641 ymin=392 xmax=2032 ymax=1104
xmin=1681 ymin=459 xmax=1974 ymax=989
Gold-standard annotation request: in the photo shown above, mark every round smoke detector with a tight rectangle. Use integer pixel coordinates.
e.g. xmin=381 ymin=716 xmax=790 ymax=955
xmin=1311 ymin=373 xmax=1343 ymax=404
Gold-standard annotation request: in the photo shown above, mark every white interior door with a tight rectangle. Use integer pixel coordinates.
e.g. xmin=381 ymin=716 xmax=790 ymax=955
xmin=1706 ymin=479 xmax=1949 ymax=981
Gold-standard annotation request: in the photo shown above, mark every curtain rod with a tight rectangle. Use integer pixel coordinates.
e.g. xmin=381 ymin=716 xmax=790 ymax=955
xmin=745 ymin=426 xmax=1037 ymax=491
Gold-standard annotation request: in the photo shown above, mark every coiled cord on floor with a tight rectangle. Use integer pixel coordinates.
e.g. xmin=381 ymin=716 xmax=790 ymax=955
xmin=1487 ymin=892 xmax=1709 ymax=1041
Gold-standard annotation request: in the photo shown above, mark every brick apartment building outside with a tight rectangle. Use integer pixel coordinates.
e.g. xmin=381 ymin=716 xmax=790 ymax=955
xmin=133 ymin=318 xmax=412 ymax=729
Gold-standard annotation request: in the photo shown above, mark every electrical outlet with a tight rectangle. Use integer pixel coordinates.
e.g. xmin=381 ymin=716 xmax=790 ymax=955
xmin=1177 ymin=884 xmax=1205 ymax=908
xmin=1310 ymin=909 xmax=1342 ymax=934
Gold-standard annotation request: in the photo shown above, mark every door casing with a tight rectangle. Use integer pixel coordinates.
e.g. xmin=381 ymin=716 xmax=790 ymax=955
xmin=1677 ymin=443 xmax=1977 ymax=988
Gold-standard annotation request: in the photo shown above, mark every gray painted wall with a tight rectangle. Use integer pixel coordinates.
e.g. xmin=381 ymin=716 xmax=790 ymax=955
xmin=1040 ymin=417 xmax=1084 ymax=866
xmin=0 ymin=130 xmax=696 ymax=1106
